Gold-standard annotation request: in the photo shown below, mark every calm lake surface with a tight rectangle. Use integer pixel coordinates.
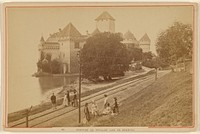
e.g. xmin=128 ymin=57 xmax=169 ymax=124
xmin=8 ymin=74 xmax=78 ymax=114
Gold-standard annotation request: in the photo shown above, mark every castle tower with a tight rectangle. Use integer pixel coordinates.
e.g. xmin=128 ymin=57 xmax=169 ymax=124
xmin=95 ymin=11 xmax=115 ymax=33
xmin=38 ymin=36 xmax=45 ymax=60
xmin=139 ymin=33 xmax=151 ymax=52
xmin=39 ymin=36 xmax=45 ymax=51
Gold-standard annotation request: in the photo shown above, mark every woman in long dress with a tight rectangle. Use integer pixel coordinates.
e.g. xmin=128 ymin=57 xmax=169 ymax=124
xmin=63 ymin=93 xmax=68 ymax=107
xmin=91 ymin=100 xmax=98 ymax=117
xmin=112 ymin=97 xmax=119 ymax=114
xmin=84 ymin=103 xmax=90 ymax=123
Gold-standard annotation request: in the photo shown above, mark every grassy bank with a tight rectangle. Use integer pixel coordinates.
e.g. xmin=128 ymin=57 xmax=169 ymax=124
xmin=8 ymin=70 xmax=155 ymax=123
xmin=88 ymin=70 xmax=193 ymax=127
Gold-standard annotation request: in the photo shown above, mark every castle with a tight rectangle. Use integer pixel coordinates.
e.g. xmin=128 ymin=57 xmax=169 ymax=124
xmin=38 ymin=11 xmax=151 ymax=74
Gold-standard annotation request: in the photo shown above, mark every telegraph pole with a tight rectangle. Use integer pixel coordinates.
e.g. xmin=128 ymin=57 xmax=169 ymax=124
xmin=77 ymin=51 xmax=81 ymax=124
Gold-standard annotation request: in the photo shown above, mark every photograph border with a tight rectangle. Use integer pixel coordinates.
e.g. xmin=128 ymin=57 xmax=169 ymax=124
xmin=1 ymin=2 xmax=198 ymax=132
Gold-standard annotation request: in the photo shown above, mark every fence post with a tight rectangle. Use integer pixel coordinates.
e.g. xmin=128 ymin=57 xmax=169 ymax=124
xmin=25 ymin=106 xmax=32 ymax=127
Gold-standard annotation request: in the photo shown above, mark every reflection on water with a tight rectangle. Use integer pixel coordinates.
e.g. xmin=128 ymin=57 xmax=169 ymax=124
xmin=38 ymin=76 xmax=78 ymax=94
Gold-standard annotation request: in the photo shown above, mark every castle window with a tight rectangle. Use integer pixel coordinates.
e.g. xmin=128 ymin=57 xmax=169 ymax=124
xmin=74 ymin=42 xmax=80 ymax=49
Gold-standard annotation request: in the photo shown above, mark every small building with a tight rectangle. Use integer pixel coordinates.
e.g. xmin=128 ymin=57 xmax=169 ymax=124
xmin=139 ymin=33 xmax=151 ymax=52
xmin=122 ymin=30 xmax=139 ymax=49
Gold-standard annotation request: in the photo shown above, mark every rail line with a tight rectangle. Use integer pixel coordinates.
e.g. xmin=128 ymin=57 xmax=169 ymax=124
xmin=10 ymin=73 xmax=157 ymax=128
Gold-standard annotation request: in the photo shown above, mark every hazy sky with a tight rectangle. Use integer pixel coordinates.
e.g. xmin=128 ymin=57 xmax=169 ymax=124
xmin=7 ymin=6 xmax=193 ymax=74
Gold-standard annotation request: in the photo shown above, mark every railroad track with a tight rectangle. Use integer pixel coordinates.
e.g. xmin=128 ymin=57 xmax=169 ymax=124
xmin=9 ymin=72 xmax=164 ymax=128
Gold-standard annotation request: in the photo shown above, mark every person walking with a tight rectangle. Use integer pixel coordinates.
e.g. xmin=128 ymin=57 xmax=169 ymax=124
xmin=51 ymin=93 xmax=57 ymax=110
xmin=62 ymin=93 xmax=68 ymax=107
xmin=83 ymin=103 xmax=90 ymax=123
xmin=72 ymin=91 xmax=78 ymax=107
xmin=66 ymin=90 xmax=70 ymax=106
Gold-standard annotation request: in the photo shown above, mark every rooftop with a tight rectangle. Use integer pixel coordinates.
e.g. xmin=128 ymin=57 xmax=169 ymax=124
xmin=139 ymin=33 xmax=151 ymax=42
xmin=46 ymin=23 xmax=82 ymax=42
xmin=124 ymin=31 xmax=137 ymax=41
xmin=95 ymin=11 xmax=115 ymax=21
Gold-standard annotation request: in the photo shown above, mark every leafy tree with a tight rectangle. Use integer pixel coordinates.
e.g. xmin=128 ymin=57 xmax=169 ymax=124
xmin=128 ymin=47 xmax=143 ymax=61
xmin=143 ymin=52 xmax=153 ymax=61
xmin=156 ymin=22 xmax=192 ymax=64
xmin=51 ymin=59 xmax=62 ymax=74
xmin=81 ymin=32 xmax=131 ymax=81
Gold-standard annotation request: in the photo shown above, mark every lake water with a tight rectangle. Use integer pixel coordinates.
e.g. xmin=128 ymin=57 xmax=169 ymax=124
xmin=8 ymin=74 xmax=78 ymax=114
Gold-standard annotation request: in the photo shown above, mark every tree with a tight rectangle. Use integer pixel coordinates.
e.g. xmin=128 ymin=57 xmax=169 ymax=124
xmin=143 ymin=52 xmax=153 ymax=61
xmin=81 ymin=32 xmax=131 ymax=81
xmin=128 ymin=47 xmax=143 ymax=61
xmin=51 ymin=58 xmax=62 ymax=74
xmin=156 ymin=22 xmax=192 ymax=64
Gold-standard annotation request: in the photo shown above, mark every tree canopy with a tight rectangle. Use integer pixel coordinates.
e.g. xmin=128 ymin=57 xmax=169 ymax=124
xmin=81 ymin=32 xmax=131 ymax=81
xmin=156 ymin=22 xmax=192 ymax=64
xmin=128 ymin=47 xmax=143 ymax=61
xmin=37 ymin=53 xmax=62 ymax=74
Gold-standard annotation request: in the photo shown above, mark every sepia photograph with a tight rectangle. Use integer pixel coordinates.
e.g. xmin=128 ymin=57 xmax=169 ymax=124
xmin=2 ymin=2 xmax=198 ymax=131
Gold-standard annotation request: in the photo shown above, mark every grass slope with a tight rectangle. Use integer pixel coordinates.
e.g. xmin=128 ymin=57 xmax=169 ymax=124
xmin=89 ymin=71 xmax=193 ymax=127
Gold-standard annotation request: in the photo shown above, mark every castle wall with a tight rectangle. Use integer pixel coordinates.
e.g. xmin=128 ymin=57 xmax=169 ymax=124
xmin=109 ymin=20 xmax=115 ymax=33
xmin=140 ymin=44 xmax=150 ymax=52
xmin=96 ymin=20 xmax=115 ymax=33
xmin=70 ymin=41 xmax=85 ymax=73
xmin=42 ymin=48 xmax=60 ymax=60
xmin=59 ymin=39 xmax=71 ymax=73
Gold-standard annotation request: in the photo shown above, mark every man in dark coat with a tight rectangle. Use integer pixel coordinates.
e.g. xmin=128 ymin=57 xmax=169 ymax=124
xmin=51 ymin=93 xmax=57 ymax=110
xmin=67 ymin=90 xmax=70 ymax=106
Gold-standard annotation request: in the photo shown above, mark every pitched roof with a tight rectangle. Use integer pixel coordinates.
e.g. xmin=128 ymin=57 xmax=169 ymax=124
xmin=95 ymin=11 xmax=115 ymax=21
xmin=59 ymin=22 xmax=82 ymax=37
xmin=92 ymin=28 xmax=101 ymax=35
xmin=124 ymin=31 xmax=137 ymax=41
xmin=46 ymin=23 xmax=82 ymax=42
xmin=139 ymin=33 xmax=151 ymax=42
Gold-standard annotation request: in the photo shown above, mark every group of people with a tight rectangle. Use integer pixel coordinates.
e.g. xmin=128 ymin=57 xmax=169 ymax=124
xmin=50 ymin=89 xmax=119 ymax=124
xmin=50 ymin=89 xmax=78 ymax=110
xmin=63 ymin=90 xmax=78 ymax=107
xmin=83 ymin=94 xmax=119 ymax=123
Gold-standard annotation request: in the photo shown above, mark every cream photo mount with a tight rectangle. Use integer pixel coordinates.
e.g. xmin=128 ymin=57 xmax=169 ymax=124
xmin=1 ymin=2 xmax=198 ymax=132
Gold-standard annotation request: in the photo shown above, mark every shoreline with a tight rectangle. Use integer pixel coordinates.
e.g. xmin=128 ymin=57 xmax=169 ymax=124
xmin=8 ymin=69 xmax=155 ymax=123
xmin=32 ymin=72 xmax=80 ymax=77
